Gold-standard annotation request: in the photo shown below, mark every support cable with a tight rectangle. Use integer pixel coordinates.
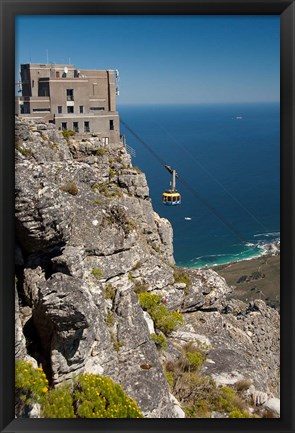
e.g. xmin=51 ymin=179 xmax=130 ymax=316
xmin=121 ymin=118 xmax=247 ymax=243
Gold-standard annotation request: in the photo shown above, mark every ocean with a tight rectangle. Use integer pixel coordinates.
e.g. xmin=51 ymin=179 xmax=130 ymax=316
xmin=119 ymin=103 xmax=280 ymax=268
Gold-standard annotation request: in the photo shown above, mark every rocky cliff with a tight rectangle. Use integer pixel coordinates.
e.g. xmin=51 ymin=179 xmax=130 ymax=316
xmin=15 ymin=117 xmax=280 ymax=418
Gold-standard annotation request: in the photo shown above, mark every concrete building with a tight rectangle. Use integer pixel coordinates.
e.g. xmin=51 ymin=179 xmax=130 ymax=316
xmin=15 ymin=63 xmax=120 ymax=142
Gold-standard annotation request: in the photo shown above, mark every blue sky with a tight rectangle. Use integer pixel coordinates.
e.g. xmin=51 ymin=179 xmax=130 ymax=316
xmin=15 ymin=15 xmax=280 ymax=105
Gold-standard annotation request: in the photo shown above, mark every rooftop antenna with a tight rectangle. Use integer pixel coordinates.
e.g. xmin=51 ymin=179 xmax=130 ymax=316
xmin=46 ymin=49 xmax=49 ymax=64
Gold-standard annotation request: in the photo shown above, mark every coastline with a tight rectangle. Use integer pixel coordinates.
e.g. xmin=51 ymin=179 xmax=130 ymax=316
xmin=181 ymin=240 xmax=280 ymax=270
xmin=213 ymin=251 xmax=280 ymax=310
xmin=180 ymin=241 xmax=280 ymax=310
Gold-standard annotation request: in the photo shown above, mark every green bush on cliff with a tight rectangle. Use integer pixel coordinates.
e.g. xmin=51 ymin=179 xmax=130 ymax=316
xmin=138 ymin=292 xmax=183 ymax=335
xmin=91 ymin=267 xmax=103 ymax=279
xmin=182 ymin=378 xmax=251 ymax=418
xmin=41 ymin=384 xmax=76 ymax=418
xmin=173 ymin=268 xmax=191 ymax=288
xmin=178 ymin=341 xmax=207 ymax=372
xmin=16 ymin=361 xmax=143 ymax=418
xmin=228 ymin=409 xmax=251 ymax=418
xmin=15 ymin=360 xmax=49 ymax=416
xmin=16 ymin=144 xmax=33 ymax=157
xmin=96 ymin=147 xmax=105 ymax=156
xmin=62 ymin=129 xmax=75 ymax=141
xmin=104 ymin=283 xmax=116 ymax=300
xmin=61 ymin=181 xmax=78 ymax=195
xmin=73 ymin=374 xmax=143 ymax=418
xmin=151 ymin=332 xmax=167 ymax=349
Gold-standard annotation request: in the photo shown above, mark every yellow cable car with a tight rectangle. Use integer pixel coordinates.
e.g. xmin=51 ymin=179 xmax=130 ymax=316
xmin=162 ymin=165 xmax=181 ymax=206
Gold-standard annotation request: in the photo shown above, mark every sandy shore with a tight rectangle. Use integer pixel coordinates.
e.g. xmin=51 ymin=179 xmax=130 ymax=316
xmin=213 ymin=253 xmax=280 ymax=310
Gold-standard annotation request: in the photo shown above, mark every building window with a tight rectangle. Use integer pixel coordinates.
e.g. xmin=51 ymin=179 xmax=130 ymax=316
xmin=110 ymin=120 xmax=114 ymax=131
xmin=32 ymin=108 xmax=50 ymax=112
xmin=62 ymin=122 xmax=67 ymax=130
xmin=73 ymin=122 xmax=79 ymax=132
xmin=56 ymin=71 xmax=60 ymax=78
xmin=79 ymin=106 xmax=84 ymax=113
xmin=38 ymin=82 xmax=50 ymax=97
xmin=84 ymin=121 xmax=90 ymax=133
xmin=90 ymin=107 xmax=105 ymax=111
xmin=66 ymin=89 xmax=74 ymax=101
xmin=102 ymin=137 xmax=109 ymax=145
xmin=23 ymin=102 xmax=30 ymax=114
xmin=58 ymin=106 xmax=62 ymax=114
xmin=67 ymin=106 xmax=74 ymax=114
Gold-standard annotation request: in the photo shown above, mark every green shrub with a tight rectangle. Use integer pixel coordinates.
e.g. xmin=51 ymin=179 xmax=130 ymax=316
xmin=106 ymin=311 xmax=114 ymax=327
xmin=16 ymin=144 xmax=33 ymax=157
xmin=61 ymin=181 xmax=78 ymax=196
xmin=91 ymin=182 xmax=122 ymax=199
xmin=104 ymin=283 xmax=116 ymax=301
xmin=62 ymin=129 xmax=75 ymax=141
xmin=138 ymin=292 xmax=183 ymax=335
xmin=151 ymin=333 xmax=167 ymax=349
xmin=34 ymin=372 xmax=142 ymax=418
xmin=234 ymin=378 xmax=252 ymax=392
xmin=237 ymin=275 xmax=248 ymax=283
xmin=251 ymin=271 xmax=264 ymax=280
xmin=174 ymin=268 xmax=191 ymax=288
xmin=154 ymin=307 xmax=183 ymax=335
xmin=96 ymin=147 xmax=105 ymax=156
xmin=92 ymin=267 xmax=103 ymax=280
xmin=15 ymin=360 xmax=48 ymax=415
xmin=177 ymin=342 xmax=207 ymax=372
xmin=133 ymin=281 xmax=149 ymax=294
xmin=16 ymin=363 xmax=143 ymax=419
xmin=93 ymin=199 xmax=102 ymax=205
xmin=169 ymin=361 xmax=251 ymax=419
xmin=41 ymin=384 xmax=76 ymax=418
xmin=106 ymin=207 xmax=136 ymax=233
xmin=185 ymin=351 xmax=206 ymax=371
xmin=164 ymin=370 xmax=174 ymax=387
xmin=109 ymin=168 xmax=116 ymax=178
xmin=110 ymin=332 xmax=122 ymax=352
xmin=229 ymin=409 xmax=251 ymax=418
xmin=73 ymin=374 xmax=143 ymax=418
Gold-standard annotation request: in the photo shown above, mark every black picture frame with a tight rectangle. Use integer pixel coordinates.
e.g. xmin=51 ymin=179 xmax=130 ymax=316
xmin=0 ymin=1 xmax=294 ymax=432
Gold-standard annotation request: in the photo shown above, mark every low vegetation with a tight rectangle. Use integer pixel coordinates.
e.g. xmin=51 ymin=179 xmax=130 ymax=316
xmin=16 ymin=361 xmax=142 ymax=418
xmin=62 ymin=129 xmax=75 ymax=141
xmin=106 ymin=207 xmax=137 ymax=235
xmin=103 ymin=283 xmax=116 ymax=301
xmin=16 ymin=144 xmax=33 ymax=157
xmin=15 ymin=360 xmax=48 ymax=416
xmin=163 ymin=343 xmax=253 ymax=418
xmin=92 ymin=182 xmax=123 ymax=199
xmin=151 ymin=332 xmax=167 ymax=350
xmin=61 ymin=181 xmax=78 ymax=196
xmin=91 ymin=267 xmax=103 ymax=280
xmin=138 ymin=292 xmax=183 ymax=335
xmin=173 ymin=268 xmax=192 ymax=289
xmin=95 ymin=147 xmax=105 ymax=156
